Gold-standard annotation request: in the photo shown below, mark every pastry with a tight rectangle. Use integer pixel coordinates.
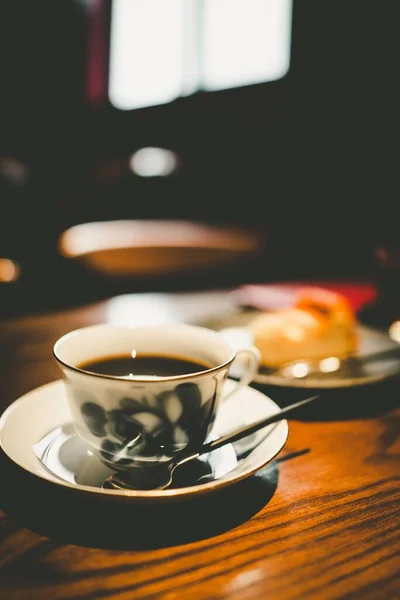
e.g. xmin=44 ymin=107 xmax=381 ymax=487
xmin=249 ymin=287 xmax=357 ymax=368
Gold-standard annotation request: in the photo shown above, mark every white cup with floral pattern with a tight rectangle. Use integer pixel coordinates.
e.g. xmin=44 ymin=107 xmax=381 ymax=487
xmin=53 ymin=323 xmax=260 ymax=469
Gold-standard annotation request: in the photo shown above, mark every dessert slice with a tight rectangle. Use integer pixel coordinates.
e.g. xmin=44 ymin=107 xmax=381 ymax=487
xmin=249 ymin=287 xmax=357 ymax=368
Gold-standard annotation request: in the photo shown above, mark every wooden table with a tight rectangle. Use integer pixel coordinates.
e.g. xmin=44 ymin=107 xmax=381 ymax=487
xmin=0 ymin=294 xmax=399 ymax=600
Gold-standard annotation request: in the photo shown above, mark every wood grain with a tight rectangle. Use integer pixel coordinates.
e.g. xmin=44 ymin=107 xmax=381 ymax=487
xmin=0 ymin=296 xmax=399 ymax=600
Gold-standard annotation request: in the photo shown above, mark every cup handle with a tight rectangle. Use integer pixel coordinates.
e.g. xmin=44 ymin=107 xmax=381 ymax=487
xmin=222 ymin=346 xmax=261 ymax=401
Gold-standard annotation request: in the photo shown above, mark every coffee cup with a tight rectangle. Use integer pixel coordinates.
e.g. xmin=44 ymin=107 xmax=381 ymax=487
xmin=53 ymin=323 xmax=260 ymax=469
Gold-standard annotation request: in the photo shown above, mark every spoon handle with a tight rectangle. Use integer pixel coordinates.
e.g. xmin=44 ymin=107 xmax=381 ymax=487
xmin=201 ymin=394 xmax=320 ymax=455
xmin=348 ymin=346 xmax=400 ymax=365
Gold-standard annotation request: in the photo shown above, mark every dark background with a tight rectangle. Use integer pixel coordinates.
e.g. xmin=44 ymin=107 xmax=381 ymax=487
xmin=0 ymin=0 xmax=398 ymax=317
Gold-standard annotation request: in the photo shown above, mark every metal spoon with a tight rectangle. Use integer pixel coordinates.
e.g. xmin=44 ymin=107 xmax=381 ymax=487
xmin=102 ymin=394 xmax=319 ymax=491
xmin=276 ymin=347 xmax=400 ymax=380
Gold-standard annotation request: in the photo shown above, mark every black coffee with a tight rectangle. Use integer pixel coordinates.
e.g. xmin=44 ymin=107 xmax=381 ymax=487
xmin=78 ymin=354 xmax=211 ymax=378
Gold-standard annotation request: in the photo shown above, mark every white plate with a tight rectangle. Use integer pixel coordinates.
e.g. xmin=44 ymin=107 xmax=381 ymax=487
xmin=201 ymin=311 xmax=400 ymax=389
xmin=0 ymin=379 xmax=288 ymax=503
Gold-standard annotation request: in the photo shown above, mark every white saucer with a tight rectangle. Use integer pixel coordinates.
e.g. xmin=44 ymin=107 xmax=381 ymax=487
xmin=0 ymin=379 xmax=288 ymax=502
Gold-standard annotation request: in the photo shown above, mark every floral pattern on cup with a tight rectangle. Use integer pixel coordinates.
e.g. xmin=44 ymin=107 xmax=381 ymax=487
xmin=79 ymin=382 xmax=217 ymax=469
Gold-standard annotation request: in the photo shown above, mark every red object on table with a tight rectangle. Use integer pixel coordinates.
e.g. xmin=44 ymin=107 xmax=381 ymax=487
xmin=235 ymin=281 xmax=377 ymax=313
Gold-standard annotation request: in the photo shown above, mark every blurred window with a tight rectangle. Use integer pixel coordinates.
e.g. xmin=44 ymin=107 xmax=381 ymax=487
xmin=109 ymin=0 xmax=292 ymax=110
